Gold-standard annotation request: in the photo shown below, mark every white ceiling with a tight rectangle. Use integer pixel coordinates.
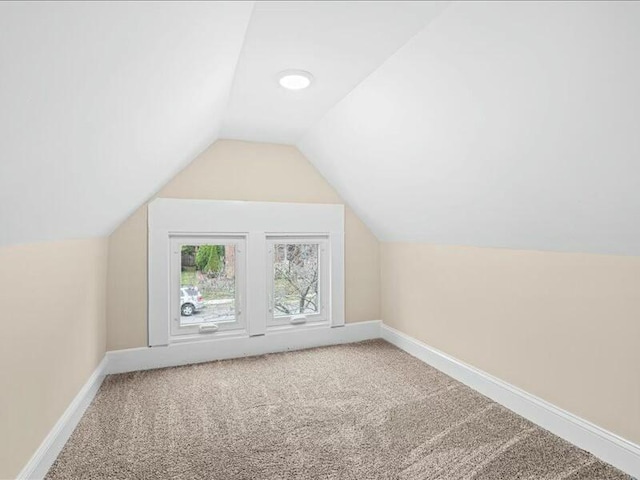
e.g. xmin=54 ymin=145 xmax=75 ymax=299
xmin=2 ymin=1 xmax=640 ymax=255
xmin=0 ymin=1 xmax=252 ymax=247
xmin=221 ymin=1 xmax=447 ymax=144
xmin=299 ymin=1 xmax=640 ymax=255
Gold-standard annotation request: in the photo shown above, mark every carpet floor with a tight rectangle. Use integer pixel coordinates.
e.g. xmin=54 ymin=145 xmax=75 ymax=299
xmin=46 ymin=340 xmax=630 ymax=479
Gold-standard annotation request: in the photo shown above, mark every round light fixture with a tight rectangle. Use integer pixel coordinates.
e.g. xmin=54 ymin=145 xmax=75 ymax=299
xmin=278 ymin=70 xmax=313 ymax=90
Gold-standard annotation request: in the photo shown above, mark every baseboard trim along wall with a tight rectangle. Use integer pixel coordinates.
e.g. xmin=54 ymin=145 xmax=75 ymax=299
xmin=106 ymin=320 xmax=382 ymax=374
xmin=17 ymin=357 xmax=109 ymax=480
xmin=19 ymin=321 xmax=381 ymax=479
xmin=18 ymin=320 xmax=640 ymax=479
xmin=381 ymin=323 xmax=640 ymax=478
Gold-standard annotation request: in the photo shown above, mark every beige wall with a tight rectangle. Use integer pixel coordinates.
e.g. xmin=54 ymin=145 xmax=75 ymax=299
xmin=4 ymin=140 xmax=639 ymax=477
xmin=381 ymin=242 xmax=640 ymax=444
xmin=0 ymin=237 xmax=108 ymax=479
xmin=107 ymin=140 xmax=380 ymax=350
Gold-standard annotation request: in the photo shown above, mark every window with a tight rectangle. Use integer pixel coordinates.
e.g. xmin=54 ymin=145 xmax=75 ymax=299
xmin=148 ymin=199 xmax=344 ymax=346
xmin=170 ymin=236 xmax=246 ymax=337
xmin=267 ymin=237 xmax=329 ymax=327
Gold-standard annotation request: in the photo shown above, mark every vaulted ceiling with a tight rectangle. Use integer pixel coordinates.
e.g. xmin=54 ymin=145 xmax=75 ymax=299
xmin=2 ymin=1 xmax=639 ymax=255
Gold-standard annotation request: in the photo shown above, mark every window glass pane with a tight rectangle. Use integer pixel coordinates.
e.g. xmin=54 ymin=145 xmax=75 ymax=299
xmin=273 ymin=243 xmax=319 ymax=317
xmin=180 ymin=244 xmax=236 ymax=326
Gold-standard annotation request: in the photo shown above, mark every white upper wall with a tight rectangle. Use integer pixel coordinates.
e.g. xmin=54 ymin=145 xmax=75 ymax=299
xmin=299 ymin=1 xmax=640 ymax=255
xmin=2 ymin=1 xmax=640 ymax=255
xmin=0 ymin=1 xmax=252 ymax=247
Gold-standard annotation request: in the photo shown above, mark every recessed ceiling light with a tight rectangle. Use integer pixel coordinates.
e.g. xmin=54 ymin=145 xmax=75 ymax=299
xmin=278 ymin=70 xmax=313 ymax=90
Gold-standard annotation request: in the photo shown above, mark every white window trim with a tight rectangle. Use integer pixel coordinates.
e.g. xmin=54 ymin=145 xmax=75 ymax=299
xmin=148 ymin=199 xmax=345 ymax=347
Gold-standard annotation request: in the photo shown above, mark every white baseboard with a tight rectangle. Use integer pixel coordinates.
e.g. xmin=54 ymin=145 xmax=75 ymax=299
xmin=16 ymin=321 xmax=380 ymax=478
xmin=381 ymin=323 xmax=640 ymax=478
xmin=17 ymin=357 xmax=108 ymax=480
xmin=107 ymin=320 xmax=382 ymax=374
xmin=19 ymin=320 xmax=638 ymax=479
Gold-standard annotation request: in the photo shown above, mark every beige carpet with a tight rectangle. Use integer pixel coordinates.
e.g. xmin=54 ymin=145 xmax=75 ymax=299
xmin=46 ymin=340 xmax=630 ymax=479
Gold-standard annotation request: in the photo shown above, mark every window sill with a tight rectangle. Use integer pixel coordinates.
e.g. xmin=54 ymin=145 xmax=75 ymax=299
xmin=266 ymin=321 xmax=330 ymax=333
xmin=169 ymin=328 xmax=249 ymax=345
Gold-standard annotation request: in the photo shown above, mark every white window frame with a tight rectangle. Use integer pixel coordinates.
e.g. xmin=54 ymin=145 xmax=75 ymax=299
xmin=148 ymin=199 xmax=344 ymax=347
xmin=169 ymin=235 xmax=247 ymax=337
xmin=266 ymin=235 xmax=330 ymax=328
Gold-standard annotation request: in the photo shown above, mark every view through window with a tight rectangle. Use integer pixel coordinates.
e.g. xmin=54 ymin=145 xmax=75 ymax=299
xmin=180 ymin=244 xmax=236 ymax=326
xmin=273 ymin=243 xmax=319 ymax=317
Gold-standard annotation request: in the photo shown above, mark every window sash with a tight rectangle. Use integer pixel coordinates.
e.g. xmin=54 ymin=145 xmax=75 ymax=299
xmin=266 ymin=236 xmax=329 ymax=327
xmin=169 ymin=235 xmax=247 ymax=338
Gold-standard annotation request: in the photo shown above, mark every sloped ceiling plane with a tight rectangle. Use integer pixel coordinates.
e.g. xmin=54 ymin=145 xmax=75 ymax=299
xmin=1 ymin=1 xmax=639 ymax=255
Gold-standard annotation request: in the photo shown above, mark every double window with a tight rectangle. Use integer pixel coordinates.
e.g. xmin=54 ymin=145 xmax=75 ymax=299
xmin=148 ymin=199 xmax=344 ymax=346
xmin=168 ymin=235 xmax=329 ymax=338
